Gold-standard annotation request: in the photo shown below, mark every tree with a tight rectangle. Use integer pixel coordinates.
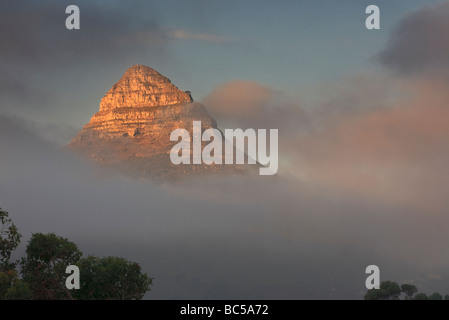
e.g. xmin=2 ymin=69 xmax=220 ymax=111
xmin=4 ymin=280 xmax=32 ymax=300
xmin=0 ymin=207 xmax=21 ymax=271
xmin=413 ymin=293 xmax=428 ymax=300
xmin=381 ymin=281 xmax=402 ymax=299
xmin=73 ymin=256 xmax=152 ymax=300
xmin=401 ymin=284 xmax=418 ymax=299
xmin=365 ymin=280 xmax=448 ymax=300
xmin=2 ymin=270 xmax=32 ymax=300
xmin=20 ymin=233 xmax=153 ymax=300
xmin=0 ymin=269 xmax=32 ymax=300
xmin=20 ymin=233 xmax=82 ymax=300
xmin=0 ymin=206 xmax=153 ymax=300
xmin=364 ymin=288 xmax=389 ymax=300
xmin=0 ymin=270 xmax=13 ymax=298
xmin=428 ymin=292 xmax=443 ymax=300
xmin=365 ymin=281 xmax=402 ymax=300
xmin=0 ymin=207 xmax=27 ymax=300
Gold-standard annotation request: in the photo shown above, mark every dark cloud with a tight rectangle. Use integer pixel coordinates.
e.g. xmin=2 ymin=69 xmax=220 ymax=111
xmin=378 ymin=1 xmax=449 ymax=75
xmin=0 ymin=0 xmax=232 ymax=68
xmin=0 ymin=70 xmax=55 ymax=109
xmin=0 ymin=0 xmax=168 ymax=66
xmin=0 ymin=0 xmax=235 ymax=123
xmin=0 ymin=1 xmax=171 ymax=121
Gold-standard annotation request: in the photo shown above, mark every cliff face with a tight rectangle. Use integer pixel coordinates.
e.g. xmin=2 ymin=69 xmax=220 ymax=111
xmin=68 ymin=65 xmax=247 ymax=181
xmin=99 ymin=65 xmax=192 ymax=112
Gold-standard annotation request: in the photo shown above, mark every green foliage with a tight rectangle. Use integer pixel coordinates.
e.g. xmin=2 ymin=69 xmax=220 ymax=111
xmin=20 ymin=234 xmax=153 ymax=300
xmin=413 ymin=293 xmax=428 ymax=300
xmin=0 ymin=208 xmax=22 ymax=271
xmin=364 ymin=288 xmax=389 ymax=300
xmin=401 ymin=284 xmax=418 ymax=297
xmin=4 ymin=278 xmax=32 ymax=300
xmin=381 ymin=281 xmax=401 ymax=299
xmin=365 ymin=281 xmax=448 ymax=300
xmin=428 ymin=292 xmax=443 ymax=300
xmin=0 ymin=269 xmax=32 ymax=300
xmin=365 ymin=281 xmax=402 ymax=300
xmin=73 ymin=256 xmax=153 ymax=300
xmin=0 ymin=270 xmax=14 ymax=298
xmin=0 ymin=207 xmax=153 ymax=300
xmin=0 ymin=208 xmax=30 ymax=300
xmin=20 ymin=233 xmax=82 ymax=300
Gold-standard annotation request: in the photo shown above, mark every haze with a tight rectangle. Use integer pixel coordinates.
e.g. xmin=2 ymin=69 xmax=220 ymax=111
xmin=1 ymin=0 xmax=449 ymax=299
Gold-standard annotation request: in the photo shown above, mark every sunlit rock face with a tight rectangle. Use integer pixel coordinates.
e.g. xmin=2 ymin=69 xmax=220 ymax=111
xmin=99 ymin=65 xmax=193 ymax=112
xmin=68 ymin=65 xmax=248 ymax=181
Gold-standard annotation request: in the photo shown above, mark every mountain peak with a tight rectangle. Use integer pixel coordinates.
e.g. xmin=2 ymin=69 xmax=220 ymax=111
xmin=122 ymin=64 xmax=163 ymax=79
xmin=68 ymin=65 xmax=252 ymax=181
xmin=68 ymin=64 xmax=261 ymax=181
xmin=99 ymin=65 xmax=192 ymax=112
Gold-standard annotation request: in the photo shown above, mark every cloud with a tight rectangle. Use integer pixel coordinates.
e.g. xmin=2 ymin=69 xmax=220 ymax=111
xmin=378 ymin=1 xmax=449 ymax=76
xmin=201 ymin=71 xmax=449 ymax=214
xmin=165 ymin=29 xmax=231 ymax=43
xmin=0 ymin=1 xmax=231 ymax=69
xmin=202 ymin=81 xmax=274 ymax=118
xmin=0 ymin=1 xmax=168 ymax=66
xmin=0 ymin=0 xmax=233 ymax=122
xmin=201 ymin=80 xmax=304 ymax=130
xmin=293 ymin=77 xmax=449 ymax=212
xmin=0 ymin=71 xmax=52 ymax=104
xmin=3 ymin=113 xmax=449 ymax=299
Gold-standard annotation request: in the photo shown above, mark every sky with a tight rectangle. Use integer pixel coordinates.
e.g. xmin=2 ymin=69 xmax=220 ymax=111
xmin=0 ymin=0 xmax=444 ymax=129
xmin=1 ymin=0 xmax=449 ymax=299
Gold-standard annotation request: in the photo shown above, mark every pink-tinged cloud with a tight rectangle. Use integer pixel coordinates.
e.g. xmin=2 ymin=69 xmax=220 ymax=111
xmin=202 ymin=74 xmax=449 ymax=213
xmin=166 ymin=29 xmax=231 ymax=43
xmin=201 ymin=80 xmax=304 ymax=130
xmin=295 ymin=77 xmax=449 ymax=212
xmin=202 ymin=81 xmax=273 ymax=116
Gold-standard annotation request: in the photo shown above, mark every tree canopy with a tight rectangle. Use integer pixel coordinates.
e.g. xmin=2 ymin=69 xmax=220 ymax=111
xmin=364 ymin=281 xmax=401 ymax=300
xmin=74 ymin=256 xmax=152 ymax=300
xmin=0 ymin=206 xmax=153 ymax=300
xmin=0 ymin=208 xmax=21 ymax=271
xmin=20 ymin=233 xmax=82 ymax=299
xmin=365 ymin=281 xmax=448 ymax=300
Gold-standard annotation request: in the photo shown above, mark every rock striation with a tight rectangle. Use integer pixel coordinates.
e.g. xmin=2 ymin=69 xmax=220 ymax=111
xmin=68 ymin=65 xmax=248 ymax=181
xmin=99 ymin=65 xmax=192 ymax=112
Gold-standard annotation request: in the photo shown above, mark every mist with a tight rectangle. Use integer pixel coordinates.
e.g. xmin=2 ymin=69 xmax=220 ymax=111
xmin=1 ymin=114 xmax=449 ymax=299
xmin=1 ymin=0 xmax=449 ymax=300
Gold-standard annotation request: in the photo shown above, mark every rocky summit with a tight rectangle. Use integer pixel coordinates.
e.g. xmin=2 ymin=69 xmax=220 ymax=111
xmin=68 ymin=65 xmax=248 ymax=181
